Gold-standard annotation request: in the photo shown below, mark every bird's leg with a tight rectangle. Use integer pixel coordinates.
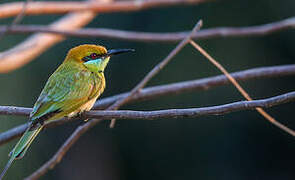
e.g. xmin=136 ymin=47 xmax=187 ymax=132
xmin=82 ymin=112 xmax=89 ymax=122
xmin=83 ymin=118 xmax=89 ymax=122
xmin=73 ymin=112 xmax=88 ymax=122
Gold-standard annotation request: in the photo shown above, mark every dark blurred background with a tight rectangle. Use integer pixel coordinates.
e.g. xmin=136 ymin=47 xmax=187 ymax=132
xmin=1 ymin=0 xmax=295 ymax=179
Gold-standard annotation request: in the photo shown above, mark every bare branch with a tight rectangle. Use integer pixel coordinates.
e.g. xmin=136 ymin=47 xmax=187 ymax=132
xmin=0 ymin=107 xmax=31 ymax=116
xmin=1 ymin=64 xmax=295 ymax=145
xmin=0 ymin=0 xmax=209 ymax=19
xmin=189 ymin=40 xmax=295 ymax=136
xmin=88 ymin=92 xmax=295 ymax=119
xmin=1 ymin=16 xmax=294 ymax=73
xmin=1 ymin=91 xmax=295 ymax=121
xmin=1 ymin=16 xmax=295 ymax=42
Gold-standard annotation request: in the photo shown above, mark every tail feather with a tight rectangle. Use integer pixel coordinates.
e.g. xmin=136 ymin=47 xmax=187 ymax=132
xmin=0 ymin=156 xmax=14 ymax=180
xmin=0 ymin=125 xmax=43 ymax=180
xmin=13 ymin=125 xmax=43 ymax=159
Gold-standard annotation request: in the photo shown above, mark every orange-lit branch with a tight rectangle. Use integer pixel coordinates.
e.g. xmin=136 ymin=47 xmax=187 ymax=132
xmin=0 ymin=0 xmax=209 ymax=19
xmin=0 ymin=0 xmax=113 ymax=73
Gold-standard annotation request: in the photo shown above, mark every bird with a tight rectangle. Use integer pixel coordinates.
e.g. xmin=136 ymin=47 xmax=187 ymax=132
xmin=0 ymin=44 xmax=134 ymax=179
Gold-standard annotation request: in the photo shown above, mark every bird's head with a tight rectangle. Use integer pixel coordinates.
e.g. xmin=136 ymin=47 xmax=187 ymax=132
xmin=65 ymin=44 xmax=134 ymax=72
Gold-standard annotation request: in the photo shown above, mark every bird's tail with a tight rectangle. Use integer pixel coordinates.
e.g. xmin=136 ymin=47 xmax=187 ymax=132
xmin=0 ymin=155 xmax=14 ymax=180
xmin=0 ymin=124 xmax=43 ymax=180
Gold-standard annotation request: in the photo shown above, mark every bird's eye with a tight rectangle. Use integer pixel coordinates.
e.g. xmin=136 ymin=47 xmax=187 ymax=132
xmin=82 ymin=53 xmax=99 ymax=62
xmin=90 ymin=53 xmax=98 ymax=59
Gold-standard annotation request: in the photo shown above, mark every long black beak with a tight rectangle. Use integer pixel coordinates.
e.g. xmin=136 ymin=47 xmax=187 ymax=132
xmin=107 ymin=49 xmax=135 ymax=56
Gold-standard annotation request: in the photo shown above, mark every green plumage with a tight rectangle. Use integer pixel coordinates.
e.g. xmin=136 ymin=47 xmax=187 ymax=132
xmin=0 ymin=45 xmax=108 ymax=180
xmin=1 ymin=44 xmax=133 ymax=179
xmin=30 ymin=62 xmax=104 ymax=123
xmin=12 ymin=61 xmax=104 ymax=158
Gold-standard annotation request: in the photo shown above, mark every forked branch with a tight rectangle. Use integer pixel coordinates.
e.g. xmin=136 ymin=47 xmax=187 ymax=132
xmin=189 ymin=40 xmax=295 ymax=136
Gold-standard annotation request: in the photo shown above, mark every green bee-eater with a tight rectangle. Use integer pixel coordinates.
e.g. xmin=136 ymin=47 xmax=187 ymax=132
xmin=0 ymin=44 xmax=134 ymax=179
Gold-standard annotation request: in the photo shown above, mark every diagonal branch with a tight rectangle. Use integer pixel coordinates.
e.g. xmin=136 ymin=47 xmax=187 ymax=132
xmin=0 ymin=64 xmax=295 ymax=146
xmin=1 ymin=16 xmax=295 ymax=42
xmin=109 ymin=20 xmax=203 ymax=127
xmin=0 ymin=0 xmax=210 ymax=19
xmin=189 ymin=40 xmax=295 ymax=136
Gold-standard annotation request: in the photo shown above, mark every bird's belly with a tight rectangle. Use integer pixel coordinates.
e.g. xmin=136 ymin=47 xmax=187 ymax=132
xmin=67 ymin=96 xmax=98 ymax=118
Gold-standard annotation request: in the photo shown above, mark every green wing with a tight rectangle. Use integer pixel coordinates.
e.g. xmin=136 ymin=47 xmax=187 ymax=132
xmin=30 ymin=67 xmax=102 ymax=123
xmin=0 ymin=67 xmax=103 ymax=179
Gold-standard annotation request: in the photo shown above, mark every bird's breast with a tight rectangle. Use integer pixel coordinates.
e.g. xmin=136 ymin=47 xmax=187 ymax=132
xmin=67 ymin=72 xmax=105 ymax=117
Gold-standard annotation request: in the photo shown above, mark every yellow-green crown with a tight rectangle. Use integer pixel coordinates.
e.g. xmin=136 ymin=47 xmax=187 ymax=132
xmin=65 ymin=44 xmax=107 ymax=62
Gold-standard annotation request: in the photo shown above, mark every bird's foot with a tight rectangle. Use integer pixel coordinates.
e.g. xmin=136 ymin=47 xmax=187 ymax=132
xmin=83 ymin=118 xmax=89 ymax=122
xmin=75 ymin=112 xmax=89 ymax=122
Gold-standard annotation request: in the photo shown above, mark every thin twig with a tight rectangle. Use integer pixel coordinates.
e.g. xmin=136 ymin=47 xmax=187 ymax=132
xmin=0 ymin=0 xmax=31 ymax=41
xmin=1 ymin=16 xmax=295 ymax=42
xmin=1 ymin=91 xmax=295 ymax=120
xmin=1 ymin=17 xmax=294 ymax=73
xmin=24 ymin=20 xmax=203 ymax=180
xmin=189 ymin=40 xmax=295 ymax=136
xmin=0 ymin=0 xmax=209 ymax=19
xmin=1 ymin=64 xmax=295 ymax=146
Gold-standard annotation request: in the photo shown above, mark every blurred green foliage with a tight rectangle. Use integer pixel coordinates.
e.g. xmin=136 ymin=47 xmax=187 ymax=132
xmin=0 ymin=0 xmax=295 ymax=179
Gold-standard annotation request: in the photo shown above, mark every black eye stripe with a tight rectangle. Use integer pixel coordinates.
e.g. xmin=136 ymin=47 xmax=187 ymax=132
xmin=82 ymin=56 xmax=89 ymax=62
xmin=82 ymin=53 xmax=105 ymax=62
xmin=82 ymin=56 xmax=91 ymax=62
